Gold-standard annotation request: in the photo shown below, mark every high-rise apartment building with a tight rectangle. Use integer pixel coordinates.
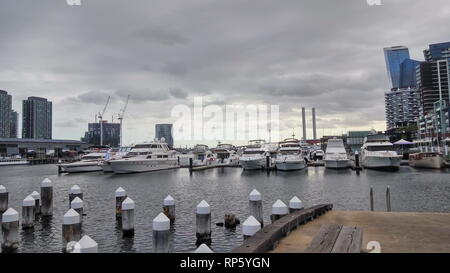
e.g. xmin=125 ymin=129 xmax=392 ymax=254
xmin=22 ymin=96 xmax=52 ymax=139
xmin=0 ymin=90 xmax=12 ymax=138
xmin=155 ymin=124 xmax=174 ymax=148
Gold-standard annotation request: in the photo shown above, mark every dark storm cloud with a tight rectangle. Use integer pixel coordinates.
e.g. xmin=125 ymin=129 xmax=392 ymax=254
xmin=0 ymin=0 xmax=449 ymax=143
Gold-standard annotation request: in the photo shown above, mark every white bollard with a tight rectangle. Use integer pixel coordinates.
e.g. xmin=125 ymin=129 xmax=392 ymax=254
xmin=271 ymin=200 xmax=289 ymax=223
xmin=22 ymin=195 xmax=35 ymax=229
xmin=196 ymin=200 xmax=211 ymax=245
xmin=242 ymin=216 xmax=261 ymax=240
xmin=121 ymin=197 xmax=135 ymax=236
xmin=31 ymin=191 xmax=41 ymax=215
xmin=69 ymin=185 xmax=83 ymax=207
xmin=152 ymin=212 xmax=170 ymax=253
xmin=194 ymin=243 xmax=214 ymax=253
xmin=249 ymin=189 xmax=263 ymax=227
xmin=289 ymin=196 xmax=304 ymax=213
xmin=40 ymin=178 xmax=53 ymax=216
xmin=62 ymin=209 xmax=82 ymax=252
xmin=163 ymin=195 xmax=175 ymax=223
xmin=0 ymin=185 xmax=8 ymax=214
xmin=1 ymin=208 xmax=19 ymax=251
xmin=115 ymin=187 xmax=127 ymax=219
xmin=71 ymin=197 xmax=84 ymax=223
xmin=73 ymin=235 xmax=98 ymax=253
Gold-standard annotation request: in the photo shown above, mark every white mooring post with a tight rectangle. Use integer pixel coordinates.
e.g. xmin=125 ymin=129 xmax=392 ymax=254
xmin=121 ymin=197 xmax=135 ymax=236
xmin=73 ymin=235 xmax=98 ymax=253
xmin=31 ymin=191 xmax=41 ymax=215
xmin=0 ymin=185 xmax=8 ymax=214
xmin=289 ymin=196 xmax=304 ymax=213
xmin=71 ymin=197 xmax=84 ymax=223
xmin=242 ymin=216 xmax=261 ymax=240
xmin=40 ymin=178 xmax=53 ymax=216
xmin=249 ymin=189 xmax=263 ymax=227
xmin=115 ymin=187 xmax=127 ymax=219
xmin=1 ymin=208 xmax=19 ymax=251
xmin=69 ymin=185 xmax=83 ymax=206
xmin=271 ymin=200 xmax=288 ymax=223
xmin=163 ymin=195 xmax=175 ymax=223
xmin=152 ymin=212 xmax=170 ymax=253
xmin=196 ymin=200 xmax=211 ymax=245
xmin=22 ymin=195 xmax=35 ymax=229
xmin=194 ymin=243 xmax=214 ymax=253
xmin=62 ymin=209 xmax=82 ymax=252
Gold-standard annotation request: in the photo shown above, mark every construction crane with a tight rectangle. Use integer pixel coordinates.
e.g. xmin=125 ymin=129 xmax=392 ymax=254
xmin=98 ymin=96 xmax=111 ymax=146
xmin=118 ymin=95 xmax=130 ymax=147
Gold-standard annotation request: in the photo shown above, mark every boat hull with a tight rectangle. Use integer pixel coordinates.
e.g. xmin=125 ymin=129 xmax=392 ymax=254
xmin=362 ymin=156 xmax=400 ymax=171
xmin=100 ymin=162 xmax=113 ymax=172
xmin=409 ymin=156 xmax=444 ymax=169
xmin=58 ymin=163 xmax=103 ymax=173
xmin=110 ymin=159 xmax=179 ymax=174
xmin=240 ymin=158 xmax=264 ymax=170
xmin=275 ymin=160 xmax=307 ymax=171
xmin=324 ymin=159 xmax=350 ymax=169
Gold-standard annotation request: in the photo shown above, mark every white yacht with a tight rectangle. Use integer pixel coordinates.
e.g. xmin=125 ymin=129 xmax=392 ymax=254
xmin=99 ymin=146 xmax=133 ymax=172
xmin=275 ymin=138 xmax=307 ymax=171
xmin=324 ymin=138 xmax=350 ymax=169
xmin=213 ymin=143 xmax=239 ymax=166
xmin=109 ymin=139 xmax=178 ymax=174
xmin=360 ymin=134 xmax=401 ymax=171
xmin=191 ymin=144 xmax=217 ymax=166
xmin=57 ymin=152 xmax=105 ymax=173
xmin=409 ymin=152 xmax=444 ymax=169
xmin=239 ymin=140 xmax=270 ymax=170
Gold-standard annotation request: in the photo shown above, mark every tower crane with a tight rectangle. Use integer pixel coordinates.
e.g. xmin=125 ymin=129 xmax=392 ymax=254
xmin=98 ymin=96 xmax=111 ymax=146
xmin=118 ymin=95 xmax=130 ymax=147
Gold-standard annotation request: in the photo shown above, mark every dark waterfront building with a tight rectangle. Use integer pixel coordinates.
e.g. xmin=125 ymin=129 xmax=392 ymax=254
xmin=10 ymin=110 xmax=18 ymax=138
xmin=0 ymin=138 xmax=88 ymax=157
xmin=81 ymin=121 xmax=120 ymax=147
xmin=22 ymin=96 xmax=52 ymax=139
xmin=0 ymin=90 xmax=12 ymax=138
xmin=155 ymin=124 xmax=173 ymax=148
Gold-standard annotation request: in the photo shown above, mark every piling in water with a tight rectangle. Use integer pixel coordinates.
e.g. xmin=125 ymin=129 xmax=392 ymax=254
xmin=386 ymin=186 xmax=391 ymax=212
xmin=153 ymin=212 xmax=170 ymax=253
xmin=189 ymin=158 xmax=193 ymax=174
xmin=1 ymin=208 xmax=19 ymax=251
xmin=22 ymin=195 xmax=35 ymax=229
xmin=270 ymin=200 xmax=288 ymax=223
xmin=40 ymin=178 xmax=53 ymax=216
xmin=196 ymin=200 xmax=211 ymax=245
xmin=370 ymin=187 xmax=374 ymax=211
xmin=73 ymin=235 xmax=98 ymax=253
xmin=242 ymin=216 xmax=261 ymax=240
xmin=62 ymin=209 xmax=82 ymax=252
xmin=194 ymin=243 xmax=214 ymax=253
xmin=115 ymin=187 xmax=127 ymax=219
xmin=31 ymin=191 xmax=41 ymax=215
xmin=163 ymin=195 xmax=175 ymax=223
xmin=0 ymin=185 xmax=8 ymax=214
xmin=71 ymin=197 xmax=84 ymax=223
xmin=69 ymin=185 xmax=83 ymax=207
xmin=249 ymin=189 xmax=264 ymax=227
xmin=121 ymin=197 xmax=135 ymax=236
xmin=289 ymin=196 xmax=304 ymax=213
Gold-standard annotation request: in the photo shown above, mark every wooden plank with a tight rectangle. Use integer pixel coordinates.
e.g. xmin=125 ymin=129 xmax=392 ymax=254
xmin=331 ymin=226 xmax=363 ymax=253
xmin=304 ymin=224 xmax=342 ymax=253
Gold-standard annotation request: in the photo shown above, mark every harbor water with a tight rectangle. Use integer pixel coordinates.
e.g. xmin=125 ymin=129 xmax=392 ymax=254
xmin=1 ymin=164 xmax=450 ymax=253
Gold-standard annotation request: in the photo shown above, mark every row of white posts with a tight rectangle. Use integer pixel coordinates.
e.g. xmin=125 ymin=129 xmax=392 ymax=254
xmin=1 ymin=180 xmax=304 ymax=253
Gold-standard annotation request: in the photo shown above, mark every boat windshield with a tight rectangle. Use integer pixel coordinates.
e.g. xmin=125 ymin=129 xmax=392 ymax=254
xmin=280 ymin=150 xmax=299 ymax=155
xmin=82 ymin=155 xmax=103 ymax=160
xmin=366 ymin=146 xmax=394 ymax=152
xmin=244 ymin=150 xmax=265 ymax=155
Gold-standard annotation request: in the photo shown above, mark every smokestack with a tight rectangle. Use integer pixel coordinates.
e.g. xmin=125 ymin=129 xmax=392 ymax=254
xmin=302 ymin=107 xmax=306 ymax=141
xmin=312 ymin=108 xmax=317 ymax=140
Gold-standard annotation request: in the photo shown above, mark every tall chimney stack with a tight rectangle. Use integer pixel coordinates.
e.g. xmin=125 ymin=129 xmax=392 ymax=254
xmin=312 ymin=108 xmax=317 ymax=140
xmin=302 ymin=107 xmax=306 ymax=141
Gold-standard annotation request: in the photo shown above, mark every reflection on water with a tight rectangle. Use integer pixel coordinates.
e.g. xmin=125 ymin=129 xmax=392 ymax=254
xmin=0 ymin=164 xmax=449 ymax=253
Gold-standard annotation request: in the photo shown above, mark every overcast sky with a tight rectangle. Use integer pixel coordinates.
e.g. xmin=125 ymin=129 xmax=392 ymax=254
xmin=1 ymin=0 xmax=449 ymax=146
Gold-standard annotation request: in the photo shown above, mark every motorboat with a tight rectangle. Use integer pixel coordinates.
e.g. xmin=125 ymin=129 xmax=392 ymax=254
xmin=99 ymin=146 xmax=133 ymax=172
xmin=57 ymin=152 xmax=105 ymax=173
xmin=409 ymin=152 xmax=444 ymax=169
xmin=360 ymin=134 xmax=401 ymax=171
xmin=324 ymin=138 xmax=350 ymax=169
xmin=213 ymin=143 xmax=239 ymax=166
xmin=109 ymin=139 xmax=178 ymax=174
xmin=275 ymin=138 xmax=307 ymax=171
xmin=239 ymin=140 xmax=270 ymax=170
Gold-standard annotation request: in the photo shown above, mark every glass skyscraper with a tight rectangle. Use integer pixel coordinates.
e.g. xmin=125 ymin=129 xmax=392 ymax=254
xmin=22 ymin=96 xmax=52 ymax=139
xmin=384 ymin=46 xmax=411 ymax=89
xmin=0 ymin=90 xmax=12 ymax=138
xmin=155 ymin=124 xmax=174 ymax=148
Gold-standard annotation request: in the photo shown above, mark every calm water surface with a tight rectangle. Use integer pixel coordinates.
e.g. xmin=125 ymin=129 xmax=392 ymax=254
xmin=1 ymin=165 xmax=449 ymax=253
